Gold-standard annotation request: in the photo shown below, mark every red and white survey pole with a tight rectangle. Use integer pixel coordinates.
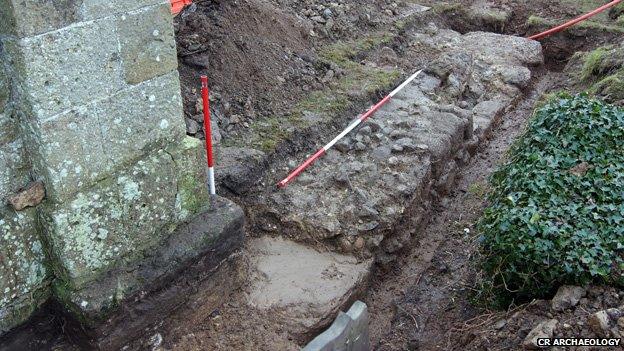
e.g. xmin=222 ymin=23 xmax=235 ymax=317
xmin=201 ymin=75 xmax=216 ymax=195
xmin=277 ymin=70 xmax=423 ymax=188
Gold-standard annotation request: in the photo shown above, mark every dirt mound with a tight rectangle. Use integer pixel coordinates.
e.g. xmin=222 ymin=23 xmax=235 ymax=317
xmin=175 ymin=0 xmax=319 ymax=137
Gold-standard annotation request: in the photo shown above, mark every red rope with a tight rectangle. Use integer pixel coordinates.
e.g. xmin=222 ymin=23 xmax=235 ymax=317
xmin=528 ymin=0 xmax=623 ymax=40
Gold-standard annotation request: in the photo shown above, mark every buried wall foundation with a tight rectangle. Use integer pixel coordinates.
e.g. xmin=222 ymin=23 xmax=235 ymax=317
xmin=0 ymin=0 xmax=244 ymax=344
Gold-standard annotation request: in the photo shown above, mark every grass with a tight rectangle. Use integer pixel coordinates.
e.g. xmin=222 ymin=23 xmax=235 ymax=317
xmin=578 ymin=45 xmax=624 ymax=103
xmin=581 ymin=45 xmax=613 ymax=81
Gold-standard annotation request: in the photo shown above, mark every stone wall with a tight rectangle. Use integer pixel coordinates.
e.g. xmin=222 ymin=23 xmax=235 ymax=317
xmin=0 ymin=0 xmax=243 ymax=339
xmin=0 ymin=27 xmax=50 ymax=335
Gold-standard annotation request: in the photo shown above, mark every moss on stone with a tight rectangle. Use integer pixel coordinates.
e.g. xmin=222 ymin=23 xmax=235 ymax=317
xmin=177 ymin=174 xmax=209 ymax=216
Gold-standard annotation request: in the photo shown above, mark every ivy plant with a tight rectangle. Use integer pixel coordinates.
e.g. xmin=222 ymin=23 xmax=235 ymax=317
xmin=479 ymin=94 xmax=624 ymax=305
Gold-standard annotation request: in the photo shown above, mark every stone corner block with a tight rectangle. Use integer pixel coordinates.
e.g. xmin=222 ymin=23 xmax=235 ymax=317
xmin=41 ymin=136 xmax=211 ymax=289
xmin=116 ymin=3 xmax=178 ymax=85
xmin=29 ymin=71 xmax=185 ymax=203
xmin=56 ymin=196 xmax=245 ymax=336
xmin=8 ymin=17 xmax=125 ymax=121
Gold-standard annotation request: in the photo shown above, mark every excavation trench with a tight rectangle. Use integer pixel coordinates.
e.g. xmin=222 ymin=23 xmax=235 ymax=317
xmin=2 ymin=2 xmax=615 ymax=349
xmin=150 ymin=16 xmax=571 ymax=351
xmin=141 ymin=3 xmax=616 ymax=347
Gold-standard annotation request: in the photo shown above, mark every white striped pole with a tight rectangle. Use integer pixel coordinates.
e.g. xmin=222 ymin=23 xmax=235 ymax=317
xmin=201 ymin=76 xmax=216 ymax=195
xmin=278 ymin=70 xmax=422 ymax=188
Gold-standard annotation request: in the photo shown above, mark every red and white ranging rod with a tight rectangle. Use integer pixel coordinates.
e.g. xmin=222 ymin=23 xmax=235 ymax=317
xmin=278 ymin=70 xmax=423 ymax=188
xmin=201 ymin=75 xmax=216 ymax=195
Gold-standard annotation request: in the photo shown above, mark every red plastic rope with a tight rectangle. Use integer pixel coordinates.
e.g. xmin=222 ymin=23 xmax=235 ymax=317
xmin=528 ymin=0 xmax=623 ymax=40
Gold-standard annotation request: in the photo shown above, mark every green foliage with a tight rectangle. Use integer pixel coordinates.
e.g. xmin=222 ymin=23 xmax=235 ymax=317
xmin=479 ymin=94 xmax=624 ymax=306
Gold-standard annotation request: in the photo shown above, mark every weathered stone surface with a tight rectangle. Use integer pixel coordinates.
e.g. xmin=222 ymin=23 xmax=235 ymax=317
xmin=4 ymin=18 xmax=124 ymax=120
xmin=42 ymin=137 xmax=209 ymax=287
xmin=7 ymin=181 xmax=45 ymax=211
xmin=0 ymin=0 xmax=81 ymax=38
xmin=247 ymin=237 xmax=372 ymax=335
xmin=0 ymin=0 xmax=166 ymax=38
xmin=0 ymin=208 xmax=49 ymax=335
xmin=472 ymin=100 xmax=507 ymax=137
xmin=116 ymin=3 xmax=178 ymax=84
xmin=98 ymin=71 xmax=185 ymax=172
xmin=551 ymin=286 xmax=586 ymax=312
xmin=30 ymin=72 xmax=185 ymax=202
xmin=62 ymin=196 xmax=245 ymax=338
xmin=80 ymin=0 xmax=164 ymax=21
xmin=0 ymin=138 xmax=30 ymax=202
xmin=30 ymin=105 xmax=110 ymax=202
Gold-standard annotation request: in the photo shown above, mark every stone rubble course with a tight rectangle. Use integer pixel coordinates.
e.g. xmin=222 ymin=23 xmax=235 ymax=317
xmin=253 ymin=30 xmax=542 ymax=261
xmin=247 ymin=237 xmax=372 ymax=336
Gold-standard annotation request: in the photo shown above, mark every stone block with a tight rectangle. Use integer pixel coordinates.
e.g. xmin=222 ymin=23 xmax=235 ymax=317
xmin=42 ymin=137 xmax=210 ymax=288
xmin=30 ymin=105 xmax=110 ymax=202
xmin=28 ymin=72 xmax=185 ymax=202
xmin=42 ymin=150 xmax=178 ymax=287
xmin=116 ymin=3 xmax=178 ymax=85
xmin=0 ymin=138 xmax=30 ymax=201
xmin=98 ymin=71 xmax=185 ymax=172
xmin=80 ymin=0 xmax=165 ymax=21
xmin=0 ymin=0 xmax=81 ymax=38
xmin=6 ymin=17 xmax=124 ymax=120
xmin=0 ymin=208 xmax=50 ymax=335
